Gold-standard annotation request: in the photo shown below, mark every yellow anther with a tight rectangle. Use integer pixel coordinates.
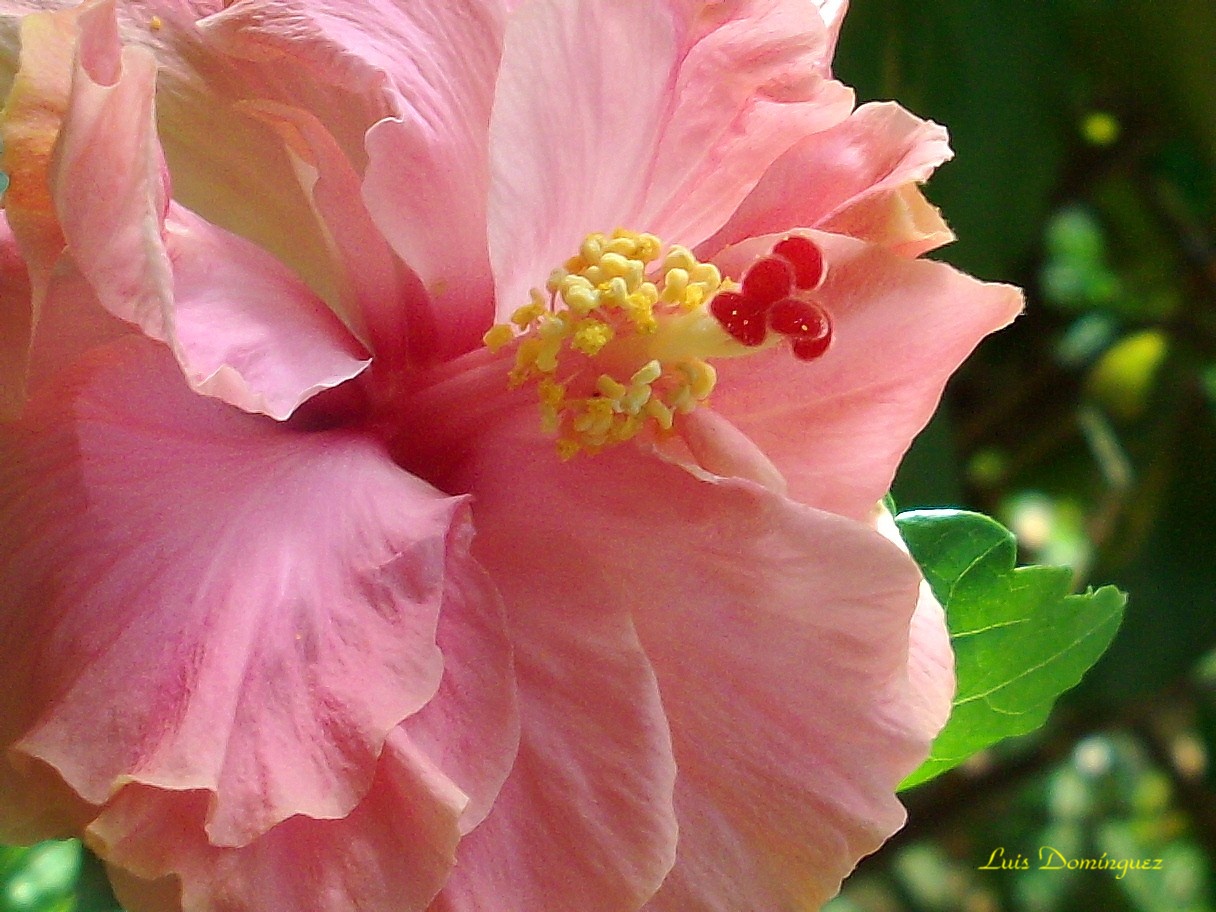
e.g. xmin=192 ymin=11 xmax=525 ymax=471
xmin=661 ymin=268 xmax=689 ymax=303
xmin=483 ymin=323 xmax=514 ymax=353
xmin=681 ymin=359 xmax=717 ymax=400
xmin=572 ymin=319 xmax=614 ymax=356
xmin=620 ymin=384 xmax=652 ymax=414
xmin=664 ymin=246 xmax=697 ymax=272
xmin=538 ymin=378 xmax=566 ymax=408
xmin=537 ymin=313 xmax=569 ymax=340
xmin=534 ymin=338 xmax=561 ymax=373
xmin=635 ymin=233 xmax=661 ymax=262
xmin=689 ymin=262 xmax=722 ymax=288
xmin=598 ymin=252 xmax=633 ymax=279
xmin=484 ymin=229 xmax=781 ymax=457
xmin=580 ymin=234 xmax=605 ymax=265
xmin=631 ymin=360 xmax=663 ymax=386
xmin=602 ymin=276 xmax=630 ymax=305
xmin=573 ymin=398 xmax=615 ymax=435
xmin=644 ymin=398 xmax=675 ymax=430
xmin=511 ymin=299 xmax=546 ymax=328
xmin=597 ymin=375 xmax=628 ymax=399
xmin=604 ymin=236 xmax=638 ymax=257
xmin=622 ymin=297 xmax=658 ymax=333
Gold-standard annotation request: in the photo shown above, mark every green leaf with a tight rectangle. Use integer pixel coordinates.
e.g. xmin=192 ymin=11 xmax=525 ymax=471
xmin=895 ymin=510 xmax=1127 ymax=789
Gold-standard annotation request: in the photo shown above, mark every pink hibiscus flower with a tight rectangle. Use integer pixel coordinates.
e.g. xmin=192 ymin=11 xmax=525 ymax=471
xmin=0 ymin=1 xmax=1022 ymax=910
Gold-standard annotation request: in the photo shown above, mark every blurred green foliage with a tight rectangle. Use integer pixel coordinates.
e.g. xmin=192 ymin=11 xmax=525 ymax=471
xmin=831 ymin=0 xmax=1216 ymax=909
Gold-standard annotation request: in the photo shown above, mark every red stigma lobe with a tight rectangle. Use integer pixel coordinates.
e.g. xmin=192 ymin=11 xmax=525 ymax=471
xmin=710 ymin=291 xmax=769 ymax=346
xmin=772 ymin=236 xmax=825 ymax=290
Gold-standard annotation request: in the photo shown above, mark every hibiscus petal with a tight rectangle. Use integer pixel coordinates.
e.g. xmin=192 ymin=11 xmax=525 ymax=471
xmin=23 ymin=257 xmax=132 ymax=401
xmin=814 ymin=0 xmax=849 ymax=59
xmin=611 ymin=476 xmax=937 ymax=912
xmin=90 ymin=730 xmax=466 ymax=912
xmin=0 ymin=337 xmax=466 ymax=847
xmin=874 ymin=506 xmax=955 ymax=737
xmin=709 ymin=231 xmax=1023 ymax=519
xmin=488 ymin=0 xmax=853 ymax=317
xmin=0 ymin=5 xmax=77 ymax=413
xmin=0 ymin=214 xmax=34 ymax=416
xmin=433 ymin=410 xmax=937 ymax=911
xmin=44 ymin=2 xmax=370 ymax=418
xmin=50 ymin=0 xmax=172 ymax=337
xmin=164 ymin=205 xmax=371 ymax=419
xmin=120 ymin=0 xmax=383 ymax=307
xmin=704 ymin=102 xmax=955 ymax=254
xmin=822 ymin=182 xmax=955 ymax=259
xmin=403 ymin=535 xmax=519 ymax=835
xmin=427 ymin=416 xmax=681 ymax=912
xmin=239 ymin=99 xmax=424 ymax=368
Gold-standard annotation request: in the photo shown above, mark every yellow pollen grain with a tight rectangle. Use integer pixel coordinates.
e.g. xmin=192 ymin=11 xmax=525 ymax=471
xmin=644 ymin=398 xmax=675 ymax=430
xmin=483 ymin=323 xmax=514 ymax=353
xmin=511 ymin=300 xmax=546 ymax=328
xmin=596 ymin=375 xmax=628 ymax=399
xmin=572 ymin=320 xmax=614 ymax=356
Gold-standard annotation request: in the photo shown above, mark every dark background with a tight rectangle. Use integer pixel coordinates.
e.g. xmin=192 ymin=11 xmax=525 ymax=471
xmin=830 ymin=1 xmax=1216 ymax=910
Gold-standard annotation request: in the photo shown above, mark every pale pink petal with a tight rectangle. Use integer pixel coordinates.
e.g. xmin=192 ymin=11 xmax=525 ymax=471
xmin=813 ymin=0 xmax=849 ymax=61
xmin=626 ymin=484 xmax=938 ymax=912
xmin=90 ymin=730 xmax=465 ymax=912
xmin=164 ymin=205 xmax=371 ymax=419
xmin=489 ymin=0 xmax=854 ymax=317
xmin=704 ymin=102 xmax=954 ymax=254
xmin=240 ymin=99 xmax=425 ymax=368
xmin=430 ymin=408 xmax=936 ymax=911
xmin=351 ymin=0 xmax=506 ymax=359
xmin=51 ymin=0 xmax=172 ymax=337
xmin=24 ymin=260 xmax=132 ymax=399
xmin=195 ymin=0 xmax=508 ymax=359
xmin=641 ymin=1 xmax=855 ymax=246
xmin=132 ymin=0 xmax=354 ymax=306
xmin=403 ymin=538 xmax=519 ymax=834
xmin=47 ymin=1 xmax=370 ymax=418
xmin=426 ymin=414 xmax=682 ymax=912
xmin=822 ymin=182 xmax=955 ymax=258
xmin=0 ymin=337 xmax=467 ymax=847
xmin=872 ymin=505 xmax=955 ymax=737
xmin=707 ymin=231 xmax=1023 ymax=519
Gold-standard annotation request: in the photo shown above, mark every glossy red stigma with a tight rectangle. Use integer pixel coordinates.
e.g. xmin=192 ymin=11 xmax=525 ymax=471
xmin=708 ymin=235 xmax=832 ymax=357
xmin=740 ymin=256 xmax=796 ymax=307
xmin=771 ymin=235 xmax=825 ymax=290
xmin=709 ymin=291 xmax=769 ymax=346
xmin=769 ymin=298 xmax=832 ymax=361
